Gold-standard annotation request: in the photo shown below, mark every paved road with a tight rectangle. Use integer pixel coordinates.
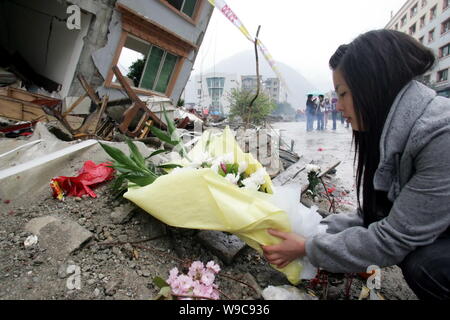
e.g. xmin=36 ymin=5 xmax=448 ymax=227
xmin=272 ymin=120 xmax=356 ymax=198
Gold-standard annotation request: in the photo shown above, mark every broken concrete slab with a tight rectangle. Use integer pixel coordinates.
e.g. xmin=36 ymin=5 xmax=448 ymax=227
xmin=24 ymin=216 xmax=93 ymax=260
xmin=196 ymin=230 xmax=246 ymax=265
xmin=262 ymin=285 xmax=318 ymax=300
xmin=136 ymin=210 xmax=167 ymax=239
xmin=110 ymin=203 xmax=136 ymax=224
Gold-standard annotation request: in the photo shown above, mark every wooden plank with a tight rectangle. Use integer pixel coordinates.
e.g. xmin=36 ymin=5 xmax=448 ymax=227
xmin=112 ymin=66 xmax=167 ymax=130
xmin=0 ymin=87 xmax=60 ymax=103
xmin=74 ymin=95 xmax=109 ymax=136
xmin=63 ymin=93 xmax=88 ymax=117
xmin=77 ymin=74 xmax=101 ymax=106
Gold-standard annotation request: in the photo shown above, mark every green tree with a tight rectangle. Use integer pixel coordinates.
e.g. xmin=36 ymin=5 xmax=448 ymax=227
xmin=127 ymin=58 xmax=146 ymax=87
xmin=272 ymin=101 xmax=295 ymax=116
xmin=227 ymin=88 xmax=276 ymax=125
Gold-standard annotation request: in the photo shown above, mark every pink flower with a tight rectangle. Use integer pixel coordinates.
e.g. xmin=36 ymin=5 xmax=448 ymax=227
xmin=201 ymin=270 xmax=215 ymax=286
xmin=192 ymin=282 xmax=216 ymax=299
xmin=171 ymin=274 xmax=193 ymax=295
xmin=188 ymin=261 xmax=205 ymax=279
xmin=167 ymin=267 xmax=179 ymax=285
xmin=206 ymin=261 xmax=221 ymax=274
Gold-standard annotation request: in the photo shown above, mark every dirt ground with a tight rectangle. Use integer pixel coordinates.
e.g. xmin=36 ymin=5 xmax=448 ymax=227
xmin=0 ymin=120 xmax=418 ymax=300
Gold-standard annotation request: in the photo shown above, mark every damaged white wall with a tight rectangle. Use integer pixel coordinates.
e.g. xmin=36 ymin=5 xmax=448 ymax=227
xmin=0 ymin=0 xmax=92 ymax=97
xmin=93 ymin=0 xmax=214 ymax=104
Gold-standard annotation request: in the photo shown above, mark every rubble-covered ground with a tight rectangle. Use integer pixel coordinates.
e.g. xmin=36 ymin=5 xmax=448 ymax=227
xmin=0 ymin=120 xmax=417 ymax=300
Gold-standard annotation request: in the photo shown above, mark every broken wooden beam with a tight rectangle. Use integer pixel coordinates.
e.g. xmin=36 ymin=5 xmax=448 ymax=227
xmin=112 ymin=66 xmax=167 ymax=132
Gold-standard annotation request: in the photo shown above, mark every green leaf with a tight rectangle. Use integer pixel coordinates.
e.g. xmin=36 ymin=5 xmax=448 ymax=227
xmin=126 ymin=173 xmax=157 ymax=186
xmin=146 ymin=149 xmax=167 ymax=160
xmin=204 ymin=131 xmax=212 ymax=153
xmin=226 ymin=163 xmax=239 ymax=175
xmin=153 ymin=276 xmax=170 ymax=289
xmin=99 ymin=142 xmax=142 ymax=172
xmin=162 ymin=104 xmax=176 ymax=136
xmin=153 ymin=286 xmax=172 ymax=300
xmin=125 ymin=138 xmax=146 ymax=168
xmin=150 ymin=126 xmax=179 ymax=145
xmin=111 ymin=174 xmax=127 ymax=192
xmin=157 ymin=164 xmax=183 ymax=169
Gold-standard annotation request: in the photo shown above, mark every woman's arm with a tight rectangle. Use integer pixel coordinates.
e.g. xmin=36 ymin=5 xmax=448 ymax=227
xmin=305 ymin=132 xmax=450 ymax=273
xmin=264 ymin=131 xmax=450 ymax=273
xmin=319 ymin=210 xmax=364 ymax=234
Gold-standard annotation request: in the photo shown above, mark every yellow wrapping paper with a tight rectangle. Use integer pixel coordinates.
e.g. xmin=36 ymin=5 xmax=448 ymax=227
xmin=124 ymin=127 xmax=301 ymax=284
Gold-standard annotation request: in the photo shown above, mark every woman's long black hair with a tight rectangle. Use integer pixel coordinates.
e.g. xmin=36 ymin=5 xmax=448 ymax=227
xmin=329 ymin=29 xmax=435 ymax=227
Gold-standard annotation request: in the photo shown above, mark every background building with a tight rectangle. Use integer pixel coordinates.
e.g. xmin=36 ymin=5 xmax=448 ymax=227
xmin=386 ymin=0 xmax=450 ymax=97
xmin=263 ymin=77 xmax=288 ymax=103
xmin=195 ymin=72 xmax=239 ymax=115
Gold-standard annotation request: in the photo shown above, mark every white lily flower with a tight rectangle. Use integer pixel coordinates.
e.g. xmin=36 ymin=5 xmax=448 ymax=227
xmin=210 ymin=163 xmax=220 ymax=174
xmin=225 ymin=173 xmax=240 ymax=185
xmin=242 ymin=178 xmax=260 ymax=191
xmin=171 ymin=167 xmax=195 ymax=175
xmin=250 ymin=167 xmax=267 ymax=185
xmin=306 ymin=164 xmax=321 ymax=174
xmin=193 ymin=152 xmax=213 ymax=165
xmin=238 ymin=161 xmax=248 ymax=174
xmin=221 ymin=153 xmax=234 ymax=164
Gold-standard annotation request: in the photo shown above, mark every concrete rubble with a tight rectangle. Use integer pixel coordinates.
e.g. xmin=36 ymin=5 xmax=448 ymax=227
xmin=25 ymin=216 xmax=93 ymax=261
xmin=196 ymin=231 xmax=247 ymax=265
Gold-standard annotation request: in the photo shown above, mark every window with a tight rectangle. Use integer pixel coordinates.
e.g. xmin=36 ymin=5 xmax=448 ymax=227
xmin=444 ymin=0 xmax=449 ymax=10
xmin=430 ymin=5 xmax=437 ymax=20
xmin=437 ymin=69 xmax=448 ymax=82
xmin=419 ymin=36 xmax=425 ymax=43
xmin=166 ymin=0 xmax=198 ymax=18
xmin=424 ymin=74 xmax=431 ymax=83
xmin=422 ymin=0 xmax=427 ymax=7
xmin=411 ymin=3 xmax=418 ymax=17
xmin=429 ymin=28 xmax=435 ymax=42
xmin=420 ymin=15 xmax=426 ymax=28
xmin=440 ymin=43 xmax=450 ymax=57
xmin=394 ymin=23 xmax=399 ymax=30
xmin=114 ymin=35 xmax=178 ymax=94
xmin=208 ymin=88 xmax=223 ymax=99
xmin=206 ymin=77 xmax=225 ymax=88
xmin=401 ymin=15 xmax=408 ymax=26
xmin=442 ymin=18 xmax=450 ymax=34
xmin=410 ymin=23 xmax=417 ymax=35
xmin=439 ymin=44 xmax=450 ymax=58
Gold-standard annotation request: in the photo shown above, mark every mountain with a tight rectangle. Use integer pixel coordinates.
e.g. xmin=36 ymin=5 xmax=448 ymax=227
xmin=184 ymin=50 xmax=317 ymax=110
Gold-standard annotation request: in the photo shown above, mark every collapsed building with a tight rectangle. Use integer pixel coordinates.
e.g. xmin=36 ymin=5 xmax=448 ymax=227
xmin=0 ymin=0 xmax=214 ymax=137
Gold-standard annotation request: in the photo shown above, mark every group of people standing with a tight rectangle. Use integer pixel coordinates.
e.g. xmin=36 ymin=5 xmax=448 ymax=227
xmin=305 ymin=94 xmax=347 ymax=132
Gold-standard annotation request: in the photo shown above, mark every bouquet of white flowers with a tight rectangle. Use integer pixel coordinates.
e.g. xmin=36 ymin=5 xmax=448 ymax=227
xmin=101 ymin=124 xmax=325 ymax=284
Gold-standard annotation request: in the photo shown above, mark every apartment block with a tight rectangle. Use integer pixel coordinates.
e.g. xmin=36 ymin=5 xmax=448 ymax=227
xmin=386 ymin=0 xmax=450 ymax=97
xmin=195 ymin=73 xmax=239 ymax=115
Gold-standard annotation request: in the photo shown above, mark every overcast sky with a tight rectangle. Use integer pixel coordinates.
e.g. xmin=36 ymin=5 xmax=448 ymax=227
xmin=192 ymin=0 xmax=407 ymax=92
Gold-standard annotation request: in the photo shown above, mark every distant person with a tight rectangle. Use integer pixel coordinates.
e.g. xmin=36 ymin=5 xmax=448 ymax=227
xmin=316 ymin=95 xmax=325 ymax=131
xmin=263 ymin=29 xmax=450 ymax=300
xmin=331 ymin=98 xmax=338 ymax=130
xmin=305 ymin=94 xmax=315 ymax=132
xmin=323 ymin=98 xmax=331 ymax=129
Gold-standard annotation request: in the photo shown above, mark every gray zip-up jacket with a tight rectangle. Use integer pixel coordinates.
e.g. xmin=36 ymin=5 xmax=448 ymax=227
xmin=305 ymin=80 xmax=450 ymax=272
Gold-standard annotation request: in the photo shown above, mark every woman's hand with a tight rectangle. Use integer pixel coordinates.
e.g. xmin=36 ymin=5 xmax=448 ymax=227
xmin=262 ymin=229 xmax=306 ymax=269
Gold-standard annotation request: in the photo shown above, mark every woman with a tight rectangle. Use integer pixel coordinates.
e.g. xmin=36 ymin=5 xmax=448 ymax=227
xmin=263 ymin=29 xmax=450 ymax=300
